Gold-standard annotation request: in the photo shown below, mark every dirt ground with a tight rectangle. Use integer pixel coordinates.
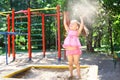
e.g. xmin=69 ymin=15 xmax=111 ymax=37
xmin=80 ymin=52 xmax=120 ymax=80
xmin=0 ymin=50 xmax=120 ymax=80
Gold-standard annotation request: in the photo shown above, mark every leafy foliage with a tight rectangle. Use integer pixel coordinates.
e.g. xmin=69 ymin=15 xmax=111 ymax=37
xmin=0 ymin=0 xmax=120 ymax=53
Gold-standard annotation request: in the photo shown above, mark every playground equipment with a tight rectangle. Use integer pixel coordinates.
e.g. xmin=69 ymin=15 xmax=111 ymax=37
xmin=0 ymin=5 xmax=61 ymax=64
xmin=0 ymin=32 xmax=16 ymax=65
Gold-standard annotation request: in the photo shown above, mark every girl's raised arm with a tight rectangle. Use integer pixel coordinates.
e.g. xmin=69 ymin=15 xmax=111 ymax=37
xmin=63 ymin=12 xmax=69 ymax=31
xmin=78 ymin=17 xmax=84 ymax=36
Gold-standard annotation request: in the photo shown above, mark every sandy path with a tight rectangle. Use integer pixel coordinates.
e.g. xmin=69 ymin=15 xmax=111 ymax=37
xmin=0 ymin=51 xmax=120 ymax=80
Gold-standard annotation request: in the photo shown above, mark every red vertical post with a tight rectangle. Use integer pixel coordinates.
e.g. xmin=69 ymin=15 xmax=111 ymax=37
xmin=7 ymin=14 xmax=11 ymax=57
xmin=42 ymin=13 xmax=46 ymax=57
xmin=56 ymin=5 xmax=61 ymax=61
xmin=27 ymin=8 xmax=32 ymax=61
xmin=12 ymin=9 xmax=15 ymax=61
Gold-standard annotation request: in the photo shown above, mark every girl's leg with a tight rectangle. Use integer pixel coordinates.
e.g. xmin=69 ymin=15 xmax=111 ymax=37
xmin=73 ymin=55 xmax=81 ymax=78
xmin=67 ymin=55 xmax=74 ymax=77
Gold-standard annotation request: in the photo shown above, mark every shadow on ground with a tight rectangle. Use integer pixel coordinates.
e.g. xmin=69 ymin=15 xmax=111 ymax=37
xmin=80 ymin=53 xmax=120 ymax=80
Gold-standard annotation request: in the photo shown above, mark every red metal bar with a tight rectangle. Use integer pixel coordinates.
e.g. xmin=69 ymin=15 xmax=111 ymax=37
xmin=7 ymin=14 xmax=11 ymax=57
xmin=56 ymin=5 xmax=61 ymax=61
xmin=42 ymin=13 xmax=46 ymax=57
xmin=27 ymin=8 xmax=32 ymax=61
xmin=13 ymin=13 xmax=57 ymax=20
xmin=12 ymin=9 xmax=15 ymax=61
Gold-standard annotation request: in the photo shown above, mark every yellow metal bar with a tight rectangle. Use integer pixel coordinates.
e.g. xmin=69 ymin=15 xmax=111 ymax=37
xmin=31 ymin=7 xmax=57 ymax=12
xmin=0 ymin=7 xmax=56 ymax=15
xmin=0 ymin=13 xmax=7 ymax=16
xmin=32 ymin=65 xmax=89 ymax=69
xmin=3 ymin=67 xmax=31 ymax=78
xmin=0 ymin=11 xmax=12 ymax=14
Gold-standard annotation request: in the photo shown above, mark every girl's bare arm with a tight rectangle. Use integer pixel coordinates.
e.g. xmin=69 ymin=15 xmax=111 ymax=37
xmin=78 ymin=17 xmax=84 ymax=36
xmin=63 ymin=12 xmax=69 ymax=31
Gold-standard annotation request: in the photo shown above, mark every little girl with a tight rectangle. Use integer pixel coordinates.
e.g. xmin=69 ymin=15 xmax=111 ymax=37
xmin=63 ymin=12 xmax=84 ymax=79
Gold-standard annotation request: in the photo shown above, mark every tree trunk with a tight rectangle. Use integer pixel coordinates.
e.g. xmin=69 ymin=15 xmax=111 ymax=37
xmin=94 ymin=36 xmax=97 ymax=48
xmin=97 ymin=30 xmax=102 ymax=47
xmin=108 ymin=19 xmax=114 ymax=54
xmin=86 ymin=29 xmax=94 ymax=52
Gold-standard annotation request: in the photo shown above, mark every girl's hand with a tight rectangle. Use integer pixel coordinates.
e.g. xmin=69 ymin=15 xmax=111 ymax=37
xmin=64 ymin=11 xmax=67 ymax=15
xmin=80 ymin=16 xmax=83 ymax=22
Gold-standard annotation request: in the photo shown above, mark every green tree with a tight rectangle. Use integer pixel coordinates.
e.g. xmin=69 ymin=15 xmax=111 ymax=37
xmin=99 ymin=0 xmax=120 ymax=54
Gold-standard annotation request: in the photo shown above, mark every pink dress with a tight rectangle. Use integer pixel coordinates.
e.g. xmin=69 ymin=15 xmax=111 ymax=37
xmin=63 ymin=30 xmax=82 ymax=56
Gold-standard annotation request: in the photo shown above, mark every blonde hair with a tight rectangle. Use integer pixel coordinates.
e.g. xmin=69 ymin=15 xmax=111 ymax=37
xmin=70 ymin=20 xmax=89 ymax=37
xmin=70 ymin=20 xmax=80 ymax=25
xmin=81 ymin=26 xmax=89 ymax=37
